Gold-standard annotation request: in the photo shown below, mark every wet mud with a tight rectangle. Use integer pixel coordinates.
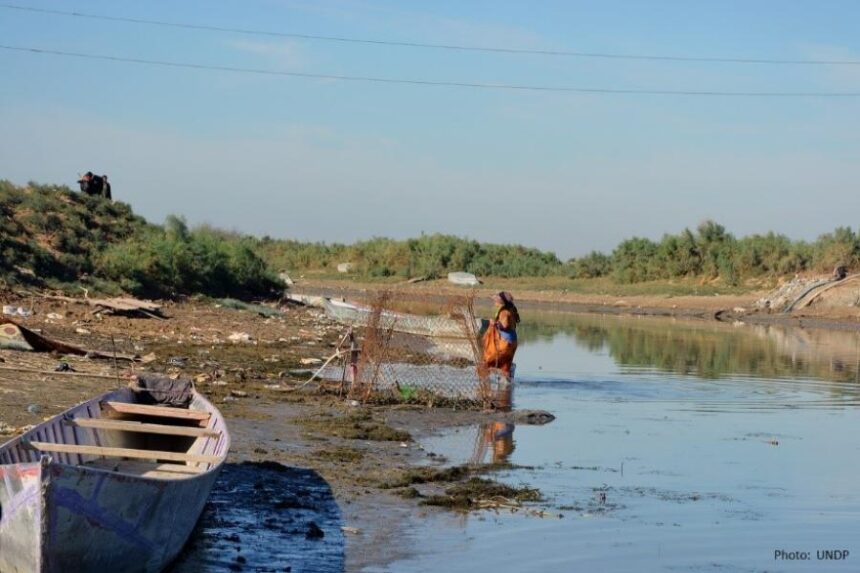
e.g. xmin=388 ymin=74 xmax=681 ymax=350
xmin=168 ymin=462 xmax=344 ymax=573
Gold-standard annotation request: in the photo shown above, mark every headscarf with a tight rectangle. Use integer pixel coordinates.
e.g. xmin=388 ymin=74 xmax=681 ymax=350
xmin=495 ymin=291 xmax=520 ymax=325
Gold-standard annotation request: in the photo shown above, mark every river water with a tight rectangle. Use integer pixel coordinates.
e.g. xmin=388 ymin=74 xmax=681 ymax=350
xmin=369 ymin=313 xmax=860 ymax=572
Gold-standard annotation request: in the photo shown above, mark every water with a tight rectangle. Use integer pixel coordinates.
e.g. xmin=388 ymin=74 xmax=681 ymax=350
xmin=369 ymin=313 xmax=860 ymax=572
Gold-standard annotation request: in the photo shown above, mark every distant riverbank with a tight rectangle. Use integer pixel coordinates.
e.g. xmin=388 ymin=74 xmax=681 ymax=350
xmin=294 ymin=276 xmax=860 ymax=331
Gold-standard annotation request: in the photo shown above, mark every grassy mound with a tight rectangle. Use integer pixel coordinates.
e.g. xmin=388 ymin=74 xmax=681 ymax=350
xmin=0 ymin=181 xmax=280 ymax=299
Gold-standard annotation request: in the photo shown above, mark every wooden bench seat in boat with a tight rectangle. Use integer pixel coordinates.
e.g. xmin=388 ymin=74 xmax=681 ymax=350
xmin=84 ymin=459 xmax=207 ymax=479
xmin=65 ymin=417 xmax=221 ymax=438
xmin=25 ymin=441 xmax=221 ymax=464
xmin=100 ymin=401 xmax=211 ymax=425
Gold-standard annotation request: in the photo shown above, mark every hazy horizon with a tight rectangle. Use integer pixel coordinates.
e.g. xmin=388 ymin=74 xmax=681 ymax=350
xmin=2 ymin=1 xmax=859 ymax=259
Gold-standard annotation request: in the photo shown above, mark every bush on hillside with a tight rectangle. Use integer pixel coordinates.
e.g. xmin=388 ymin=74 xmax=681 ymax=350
xmin=97 ymin=217 xmax=280 ymax=299
xmin=0 ymin=180 xmax=148 ymax=283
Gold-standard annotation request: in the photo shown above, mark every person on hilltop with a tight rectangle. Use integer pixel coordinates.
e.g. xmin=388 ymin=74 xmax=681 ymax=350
xmin=102 ymin=175 xmax=112 ymax=200
xmin=482 ymin=291 xmax=520 ymax=377
xmin=77 ymin=171 xmax=93 ymax=193
xmin=77 ymin=171 xmax=112 ymax=199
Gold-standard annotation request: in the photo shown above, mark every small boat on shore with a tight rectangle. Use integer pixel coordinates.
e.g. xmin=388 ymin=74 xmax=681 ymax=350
xmin=0 ymin=378 xmax=229 ymax=573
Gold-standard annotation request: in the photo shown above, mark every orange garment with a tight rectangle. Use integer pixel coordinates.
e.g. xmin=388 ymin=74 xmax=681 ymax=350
xmin=482 ymin=308 xmax=517 ymax=376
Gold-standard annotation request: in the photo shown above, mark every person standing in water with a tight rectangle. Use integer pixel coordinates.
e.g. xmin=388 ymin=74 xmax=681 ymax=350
xmin=482 ymin=291 xmax=520 ymax=377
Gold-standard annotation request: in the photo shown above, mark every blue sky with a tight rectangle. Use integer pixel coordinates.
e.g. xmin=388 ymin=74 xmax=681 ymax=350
xmin=1 ymin=0 xmax=859 ymax=258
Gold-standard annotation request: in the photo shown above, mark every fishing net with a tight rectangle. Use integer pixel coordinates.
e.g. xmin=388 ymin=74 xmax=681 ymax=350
xmin=319 ymin=291 xmax=512 ymax=409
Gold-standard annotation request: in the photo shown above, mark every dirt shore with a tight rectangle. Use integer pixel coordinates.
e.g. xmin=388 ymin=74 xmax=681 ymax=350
xmin=0 ymin=295 xmax=550 ymax=571
xmin=296 ymin=278 xmax=860 ymax=330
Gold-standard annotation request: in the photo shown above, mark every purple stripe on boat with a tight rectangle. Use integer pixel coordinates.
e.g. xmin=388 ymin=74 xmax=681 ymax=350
xmin=50 ymin=485 xmax=156 ymax=551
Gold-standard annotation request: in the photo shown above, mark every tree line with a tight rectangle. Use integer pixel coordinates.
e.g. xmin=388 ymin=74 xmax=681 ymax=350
xmin=2 ymin=181 xmax=857 ymax=298
xmin=259 ymin=220 xmax=859 ymax=286
xmin=570 ymin=221 xmax=857 ymax=285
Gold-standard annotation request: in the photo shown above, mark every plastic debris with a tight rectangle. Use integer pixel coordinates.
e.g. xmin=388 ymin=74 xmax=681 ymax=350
xmin=228 ymin=332 xmax=253 ymax=343
xmin=3 ymin=306 xmax=32 ymax=317
xmin=140 ymin=352 xmax=158 ymax=364
xmin=54 ymin=362 xmax=74 ymax=372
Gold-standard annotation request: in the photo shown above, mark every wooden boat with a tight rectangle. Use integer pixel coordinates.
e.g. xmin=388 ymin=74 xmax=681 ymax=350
xmin=0 ymin=385 xmax=229 ymax=573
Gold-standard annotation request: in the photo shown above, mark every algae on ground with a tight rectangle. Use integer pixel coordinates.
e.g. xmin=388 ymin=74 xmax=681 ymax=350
xmin=381 ymin=465 xmax=471 ymax=489
xmin=421 ymin=477 xmax=541 ymax=511
xmin=297 ymin=411 xmax=411 ymax=442
xmin=396 ymin=487 xmax=422 ymax=499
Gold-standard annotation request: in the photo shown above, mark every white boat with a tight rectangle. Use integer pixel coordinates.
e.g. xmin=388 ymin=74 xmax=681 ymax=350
xmin=447 ymin=272 xmax=481 ymax=286
xmin=0 ymin=384 xmax=229 ymax=572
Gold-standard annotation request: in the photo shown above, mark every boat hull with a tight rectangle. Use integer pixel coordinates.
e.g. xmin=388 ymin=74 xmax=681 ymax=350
xmin=38 ymin=462 xmax=220 ymax=573
xmin=0 ymin=389 xmax=228 ymax=573
xmin=0 ymin=462 xmax=43 ymax=573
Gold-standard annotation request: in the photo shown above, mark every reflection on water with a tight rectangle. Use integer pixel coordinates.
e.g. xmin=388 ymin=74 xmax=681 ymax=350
xmin=422 ymin=422 xmax=516 ymax=467
xmin=374 ymin=313 xmax=860 ymax=573
xmin=520 ymin=312 xmax=860 ymax=384
xmin=477 ymin=422 xmax=515 ymax=464
xmin=439 ymin=382 xmax=515 ymax=464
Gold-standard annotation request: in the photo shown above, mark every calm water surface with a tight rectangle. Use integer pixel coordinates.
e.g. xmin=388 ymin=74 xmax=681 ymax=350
xmin=370 ymin=313 xmax=860 ymax=573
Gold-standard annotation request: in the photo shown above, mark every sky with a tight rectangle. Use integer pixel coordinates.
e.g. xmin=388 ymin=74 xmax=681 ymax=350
xmin=1 ymin=0 xmax=859 ymax=259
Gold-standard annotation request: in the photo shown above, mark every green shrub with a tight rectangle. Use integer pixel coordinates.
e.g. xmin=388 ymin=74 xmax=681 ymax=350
xmin=612 ymin=237 xmax=660 ymax=283
xmin=568 ymin=251 xmax=612 ymax=278
xmin=97 ymin=219 xmax=280 ymax=298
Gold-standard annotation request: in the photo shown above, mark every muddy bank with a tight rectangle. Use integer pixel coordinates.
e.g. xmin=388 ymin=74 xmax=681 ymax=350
xmin=0 ymin=295 xmax=551 ymax=571
xmin=168 ymin=462 xmax=345 ymax=573
xmin=224 ymin=399 xmax=551 ymax=571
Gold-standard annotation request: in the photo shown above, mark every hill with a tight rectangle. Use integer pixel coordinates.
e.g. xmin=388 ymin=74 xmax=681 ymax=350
xmin=0 ymin=181 xmax=279 ymax=298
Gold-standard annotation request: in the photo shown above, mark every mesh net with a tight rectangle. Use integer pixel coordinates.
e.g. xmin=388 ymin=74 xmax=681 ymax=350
xmin=318 ymin=291 xmax=512 ymax=409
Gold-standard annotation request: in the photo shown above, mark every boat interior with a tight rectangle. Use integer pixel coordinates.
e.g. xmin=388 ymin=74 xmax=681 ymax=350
xmin=0 ymin=389 xmax=228 ymax=480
